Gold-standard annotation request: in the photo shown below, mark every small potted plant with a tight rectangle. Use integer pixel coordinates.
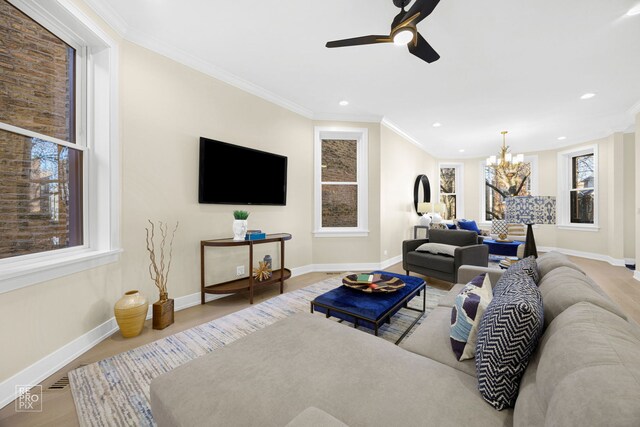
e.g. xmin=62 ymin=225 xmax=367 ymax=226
xmin=232 ymin=210 xmax=249 ymax=240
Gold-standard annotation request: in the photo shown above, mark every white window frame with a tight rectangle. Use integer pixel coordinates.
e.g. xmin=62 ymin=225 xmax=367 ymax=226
xmin=0 ymin=0 xmax=121 ymax=294
xmin=313 ymin=127 xmax=369 ymax=237
xmin=438 ymin=163 xmax=464 ymax=219
xmin=557 ymin=145 xmax=599 ymax=231
xmin=479 ymin=155 xmax=538 ymax=227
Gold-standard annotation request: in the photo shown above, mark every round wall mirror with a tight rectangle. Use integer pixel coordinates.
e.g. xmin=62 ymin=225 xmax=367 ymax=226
xmin=413 ymin=174 xmax=431 ymax=215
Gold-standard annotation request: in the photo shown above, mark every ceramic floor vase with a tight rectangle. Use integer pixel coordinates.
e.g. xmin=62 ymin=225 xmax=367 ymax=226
xmin=114 ymin=290 xmax=148 ymax=338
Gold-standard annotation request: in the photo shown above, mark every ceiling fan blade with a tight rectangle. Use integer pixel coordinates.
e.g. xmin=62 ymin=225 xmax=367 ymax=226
xmin=408 ymin=32 xmax=440 ymax=63
xmin=396 ymin=0 xmax=441 ymax=29
xmin=326 ymin=35 xmax=392 ymax=48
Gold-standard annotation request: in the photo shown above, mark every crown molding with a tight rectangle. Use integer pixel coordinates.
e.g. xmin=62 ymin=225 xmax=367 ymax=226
xmin=81 ymin=0 xmax=128 ymax=36
xmin=313 ymin=113 xmax=382 ymax=123
xmin=381 ymin=117 xmax=427 ymax=151
xmin=125 ymin=28 xmax=315 ymax=119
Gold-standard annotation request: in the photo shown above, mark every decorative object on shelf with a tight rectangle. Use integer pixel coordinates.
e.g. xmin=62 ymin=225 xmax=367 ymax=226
xmin=253 ymin=261 xmax=272 ymax=282
xmin=485 ymin=131 xmax=531 ymax=220
xmin=114 ymin=290 xmax=148 ymax=338
xmin=505 ymin=196 xmax=556 ymax=258
xmin=342 ymin=273 xmax=406 ymax=293
xmin=417 ymin=202 xmax=432 ymax=226
xmin=263 ymin=255 xmax=273 ymax=278
xmin=145 ymin=219 xmax=179 ymax=330
xmin=245 ymin=230 xmax=266 ymax=240
xmin=232 ymin=210 xmax=249 ymax=241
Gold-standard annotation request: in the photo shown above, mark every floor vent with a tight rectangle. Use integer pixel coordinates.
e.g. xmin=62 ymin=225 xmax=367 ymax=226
xmin=46 ymin=364 xmax=86 ymax=391
xmin=47 ymin=376 xmax=69 ymax=390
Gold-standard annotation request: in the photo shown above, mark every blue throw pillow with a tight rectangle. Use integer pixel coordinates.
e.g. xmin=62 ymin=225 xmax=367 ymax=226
xmin=446 ymin=223 xmax=457 ymax=230
xmin=457 ymin=219 xmax=481 ymax=233
xmin=475 ymin=274 xmax=544 ymax=410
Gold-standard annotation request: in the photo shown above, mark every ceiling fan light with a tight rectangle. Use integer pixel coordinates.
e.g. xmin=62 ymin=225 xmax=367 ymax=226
xmin=393 ymin=29 xmax=414 ymax=46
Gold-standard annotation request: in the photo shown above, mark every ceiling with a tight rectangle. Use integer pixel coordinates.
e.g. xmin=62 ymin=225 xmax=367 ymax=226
xmin=86 ymin=0 xmax=640 ymax=159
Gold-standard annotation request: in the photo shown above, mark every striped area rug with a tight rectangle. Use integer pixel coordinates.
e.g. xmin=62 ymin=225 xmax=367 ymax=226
xmin=69 ymin=274 xmax=449 ymax=426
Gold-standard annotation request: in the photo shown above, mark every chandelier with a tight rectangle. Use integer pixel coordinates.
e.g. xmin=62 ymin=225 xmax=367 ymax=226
xmin=485 ymin=131 xmax=524 ymax=178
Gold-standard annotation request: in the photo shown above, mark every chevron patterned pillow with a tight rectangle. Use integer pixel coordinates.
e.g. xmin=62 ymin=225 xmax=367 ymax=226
xmin=492 ymin=256 xmax=539 ymax=297
xmin=475 ymin=274 xmax=544 ymax=410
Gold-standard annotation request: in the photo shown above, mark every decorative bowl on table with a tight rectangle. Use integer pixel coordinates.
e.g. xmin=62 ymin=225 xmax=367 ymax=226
xmin=342 ymin=273 xmax=405 ymax=293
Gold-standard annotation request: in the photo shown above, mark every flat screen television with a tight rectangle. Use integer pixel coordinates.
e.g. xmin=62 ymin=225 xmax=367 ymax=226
xmin=198 ymin=137 xmax=288 ymax=205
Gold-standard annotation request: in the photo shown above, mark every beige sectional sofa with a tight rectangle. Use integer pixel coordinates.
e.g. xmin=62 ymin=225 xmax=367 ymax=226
xmin=150 ymin=252 xmax=640 ymax=426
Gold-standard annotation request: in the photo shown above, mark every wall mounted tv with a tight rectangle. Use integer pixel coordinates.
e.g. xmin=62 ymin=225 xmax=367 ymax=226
xmin=198 ymin=137 xmax=288 ymax=205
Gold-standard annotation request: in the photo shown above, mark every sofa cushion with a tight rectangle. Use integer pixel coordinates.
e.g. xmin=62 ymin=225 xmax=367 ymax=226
xmin=151 ymin=312 xmax=513 ymax=427
xmin=492 ymin=256 xmax=539 ymax=297
xmin=513 ymin=302 xmax=640 ymax=427
xmin=285 ymin=407 xmax=348 ymax=427
xmin=537 ymin=267 xmax=627 ymax=327
xmin=399 ymin=306 xmax=478 ymax=378
xmin=475 ymin=274 xmax=544 ymax=410
xmin=450 ymin=274 xmax=493 ymax=360
xmin=437 ymin=283 xmax=465 ymax=308
xmin=536 ymin=250 xmax=584 ymax=279
xmin=416 ymin=242 xmax=457 ymax=257
xmin=405 ymin=251 xmax=454 ymax=274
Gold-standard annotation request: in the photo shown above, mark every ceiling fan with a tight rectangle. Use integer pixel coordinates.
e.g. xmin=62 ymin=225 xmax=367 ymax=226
xmin=325 ymin=0 xmax=441 ymax=64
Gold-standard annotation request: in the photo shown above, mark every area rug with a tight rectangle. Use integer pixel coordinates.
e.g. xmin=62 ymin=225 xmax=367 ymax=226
xmin=69 ymin=273 xmax=449 ymax=426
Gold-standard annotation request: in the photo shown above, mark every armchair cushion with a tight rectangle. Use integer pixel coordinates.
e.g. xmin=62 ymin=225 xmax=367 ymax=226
xmin=416 ymin=242 xmax=457 ymax=257
xmin=406 ymin=252 xmax=455 ymax=274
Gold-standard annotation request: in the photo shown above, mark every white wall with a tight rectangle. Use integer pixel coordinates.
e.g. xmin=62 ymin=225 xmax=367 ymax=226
xmin=379 ymin=124 xmax=437 ymax=262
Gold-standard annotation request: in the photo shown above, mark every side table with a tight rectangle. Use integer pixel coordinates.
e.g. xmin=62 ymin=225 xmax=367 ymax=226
xmin=413 ymin=225 xmax=429 ymax=239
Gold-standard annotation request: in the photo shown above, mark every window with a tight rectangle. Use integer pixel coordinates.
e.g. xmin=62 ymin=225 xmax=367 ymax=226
xmin=0 ymin=1 xmax=82 ymax=260
xmin=438 ymin=163 xmax=463 ymax=220
xmin=558 ymin=146 xmax=597 ymax=229
xmin=314 ymin=127 xmax=368 ymax=236
xmin=570 ymin=154 xmax=595 ymax=223
xmin=0 ymin=0 xmax=120 ymax=292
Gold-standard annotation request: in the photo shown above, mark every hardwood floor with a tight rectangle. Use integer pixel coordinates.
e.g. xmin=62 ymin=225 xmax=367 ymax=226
xmin=0 ymin=257 xmax=638 ymax=426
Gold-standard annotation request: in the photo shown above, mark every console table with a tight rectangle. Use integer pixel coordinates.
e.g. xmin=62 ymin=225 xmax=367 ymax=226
xmin=200 ymin=233 xmax=292 ymax=304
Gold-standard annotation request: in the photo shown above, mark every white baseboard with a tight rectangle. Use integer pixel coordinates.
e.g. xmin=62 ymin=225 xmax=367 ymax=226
xmin=538 ymin=246 xmax=626 ymax=267
xmin=0 ymin=316 xmax=118 ymax=410
xmin=634 ymin=270 xmax=640 ymax=282
xmin=0 ymin=290 xmax=229 ymax=410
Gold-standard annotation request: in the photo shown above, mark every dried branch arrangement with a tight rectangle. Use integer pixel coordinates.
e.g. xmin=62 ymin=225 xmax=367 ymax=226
xmin=145 ymin=220 xmax=179 ymax=301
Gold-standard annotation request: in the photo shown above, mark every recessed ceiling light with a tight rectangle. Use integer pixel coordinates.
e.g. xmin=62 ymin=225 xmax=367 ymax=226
xmin=458 ymin=149 xmax=465 ymax=153
xmin=432 ymin=122 xmax=442 ymax=127
xmin=580 ymin=93 xmax=596 ymax=100
xmin=339 ymin=100 xmax=349 ymax=106
xmin=627 ymin=5 xmax=640 ymax=16
xmin=558 ymin=136 xmax=567 ymax=140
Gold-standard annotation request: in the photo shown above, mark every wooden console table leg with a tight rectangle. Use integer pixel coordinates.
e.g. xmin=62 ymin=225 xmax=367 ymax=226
xmin=280 ymin=239 xmax=285 ymax=294
xmin=200 ymin=243 xmax=205 ymax=305
xmin=249 ymin=242 xmax=254 ymax=304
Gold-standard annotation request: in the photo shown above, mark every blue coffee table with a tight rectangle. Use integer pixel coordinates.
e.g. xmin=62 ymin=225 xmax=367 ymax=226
xmin=483 ymin=238 xmax=524 ymax=256
xmin=310 ymin=271 xmax=426 ymax=344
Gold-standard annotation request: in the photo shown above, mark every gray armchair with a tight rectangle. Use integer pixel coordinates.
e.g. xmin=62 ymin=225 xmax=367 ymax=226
xmin=402 ymin=229 xmax=489 ymax=283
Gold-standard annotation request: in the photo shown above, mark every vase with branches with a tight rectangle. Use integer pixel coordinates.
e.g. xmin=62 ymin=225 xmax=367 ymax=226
xmin=145 ymin=219 xmax=179 ymax=329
